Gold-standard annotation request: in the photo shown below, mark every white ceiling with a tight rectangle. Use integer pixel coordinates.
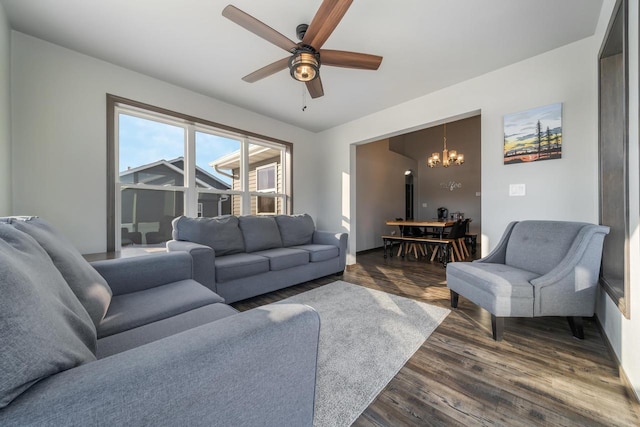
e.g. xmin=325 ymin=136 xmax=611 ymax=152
xmin=1 ymin=0 xmax=604 ymax=133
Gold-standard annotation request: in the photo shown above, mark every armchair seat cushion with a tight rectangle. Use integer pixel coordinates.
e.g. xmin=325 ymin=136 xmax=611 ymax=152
xmin=215 ymin=253 xmax=270 ymax=282
xmin=447 ymin=262 xmax=538 ymax=317
xmin=253 ymin=247 xmax=310 ymax=271
xmin=98 ymin=280 xmax=224 ymax=338
xmin=292 ymin=244 xmax=339 ymax=262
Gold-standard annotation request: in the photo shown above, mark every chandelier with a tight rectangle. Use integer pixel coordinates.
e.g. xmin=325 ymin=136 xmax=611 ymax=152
xmin=427 ymin=124 xmax=464 ymax=168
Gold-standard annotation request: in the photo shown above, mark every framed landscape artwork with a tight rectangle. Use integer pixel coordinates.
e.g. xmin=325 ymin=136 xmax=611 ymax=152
xmin=503 ymin=103 xmax=563 ymax=165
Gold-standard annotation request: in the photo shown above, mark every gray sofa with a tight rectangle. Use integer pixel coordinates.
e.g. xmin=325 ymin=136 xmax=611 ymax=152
xmin=0 ymin=216 xmax=320 ymax=426
xmin=446 ymin=220 xmax=609 ymax=340
xmin=167 ymin=214 xmax=348 ymax=303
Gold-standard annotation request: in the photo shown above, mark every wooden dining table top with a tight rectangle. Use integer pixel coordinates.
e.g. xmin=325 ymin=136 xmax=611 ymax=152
xmin=385 ymin=220 xmax=456 ymax=227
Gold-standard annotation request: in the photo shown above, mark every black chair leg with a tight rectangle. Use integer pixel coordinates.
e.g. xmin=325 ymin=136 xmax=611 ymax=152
xmin=450 ymin=290 xmax=459 ymax=308
xmin=567 ymin=316 xmax=584 ymax=339
xmin=491 ymin=315 xmax=504 ymax=341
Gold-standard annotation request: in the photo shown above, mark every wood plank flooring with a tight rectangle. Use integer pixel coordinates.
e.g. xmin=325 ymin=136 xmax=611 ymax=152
xmin=231 ymin=249 xmax=640 ymax=426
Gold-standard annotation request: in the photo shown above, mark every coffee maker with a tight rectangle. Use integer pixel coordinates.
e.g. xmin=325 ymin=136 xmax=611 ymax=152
xmin=437 ymin=207 xmax=448 ymax=221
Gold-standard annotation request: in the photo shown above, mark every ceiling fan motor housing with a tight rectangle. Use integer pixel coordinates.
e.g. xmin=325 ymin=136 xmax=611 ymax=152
xmin=296 ymin=24 xmax=309 ymax=41
xmin=289 ymin=45 xmax=321 ymax=82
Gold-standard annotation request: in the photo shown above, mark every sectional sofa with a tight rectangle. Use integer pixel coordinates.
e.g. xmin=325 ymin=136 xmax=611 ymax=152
xmin=167 ymin=214 xmax=348 ymax=303
xmin=0 ymin=216 xmax=320 ymax=426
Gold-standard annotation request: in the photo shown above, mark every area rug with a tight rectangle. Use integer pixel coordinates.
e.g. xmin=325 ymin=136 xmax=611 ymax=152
xmin=277 ymin=281 xmax=450 ymax=427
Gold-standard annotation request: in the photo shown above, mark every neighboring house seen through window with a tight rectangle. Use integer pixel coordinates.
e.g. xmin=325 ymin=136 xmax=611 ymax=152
xmin=256 ymin=163 xmax=277 ymax=214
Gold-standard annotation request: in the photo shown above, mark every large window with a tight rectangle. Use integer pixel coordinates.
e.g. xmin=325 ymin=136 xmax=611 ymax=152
xmin=107 ymin=95 xmax=292 ymax=251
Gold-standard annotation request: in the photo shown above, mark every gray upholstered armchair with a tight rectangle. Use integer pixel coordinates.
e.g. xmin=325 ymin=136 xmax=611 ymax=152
xmin=446 ymin=220 xmax=609 ymax=341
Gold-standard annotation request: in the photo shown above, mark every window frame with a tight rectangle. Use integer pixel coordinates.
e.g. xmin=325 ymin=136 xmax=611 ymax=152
xmin=107 ymin=94 xmax=293 ymax=251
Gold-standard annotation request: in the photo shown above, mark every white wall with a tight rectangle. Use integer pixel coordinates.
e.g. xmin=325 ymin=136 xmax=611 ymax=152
xmin=0 ymin=4 xmax=10 ymax=215
xmin=10 ymin=32 xmax=319 ymax=253
xmin=595 ymin=0 xmax=640 ymax=401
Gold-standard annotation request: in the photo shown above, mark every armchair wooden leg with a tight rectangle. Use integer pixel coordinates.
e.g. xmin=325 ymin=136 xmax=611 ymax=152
xmin=491 ymin=315 xmax=504 ymax=341
xmin=450 ymin=290 xmax=459 ymax=308
xmin=567 ymin=316 xmax=584 ymax=339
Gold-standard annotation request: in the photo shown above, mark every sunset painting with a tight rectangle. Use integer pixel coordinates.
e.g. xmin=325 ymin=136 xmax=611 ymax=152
xmin=503 ymin=103 xmax=562 ymax=165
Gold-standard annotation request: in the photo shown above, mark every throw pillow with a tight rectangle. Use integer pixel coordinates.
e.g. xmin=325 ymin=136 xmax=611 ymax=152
xmin=172 ymin=215 xmax=245 ymax=256
xmin=275 ymin=214 xmax=315 ymax=247
xmin=238 ymin=216 xmax=283 ymax=252
xmin=0 ymin=224 xmax=96 ymax=408
xmin=9 ymin=217 xmax=112 ymax=328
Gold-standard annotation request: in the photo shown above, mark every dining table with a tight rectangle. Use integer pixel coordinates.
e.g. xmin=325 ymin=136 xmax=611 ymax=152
xmin=385 ymin=219 xmax=456 ymax=239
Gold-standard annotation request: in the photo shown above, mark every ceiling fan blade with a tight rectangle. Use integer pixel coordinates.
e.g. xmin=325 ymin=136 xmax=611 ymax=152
xmin=306 ymin=77 xmax=324 ymax=99
xmin=222 ymin=5 xmax=297 ymax=52
xmin=320 ymin=49 xmax=382 ymax=70
xmin=302 ymin=0 xmax=353 ymax=50
xmin=242 ymin=57 xmax=290 ymax=83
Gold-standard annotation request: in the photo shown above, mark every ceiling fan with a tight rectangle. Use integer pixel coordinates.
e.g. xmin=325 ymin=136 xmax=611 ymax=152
xmin=222 ymin=0 xmax=383 ymax=99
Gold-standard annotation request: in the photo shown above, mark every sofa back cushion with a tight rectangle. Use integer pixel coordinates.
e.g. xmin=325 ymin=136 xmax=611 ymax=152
xmin=275 ymin=214 xmax=315 ymax=247
xmin=505 ymin=220 xmax=586 ymax=275
xmin=238 ymin=216 xmax=283 ymax=252
xmin=172 ymin=215 xmax=245 ymax=256
xmin=0 ymin=224 xmax=97 ymax=408
xmin=8 ymin=217 xmax=112 ymax=328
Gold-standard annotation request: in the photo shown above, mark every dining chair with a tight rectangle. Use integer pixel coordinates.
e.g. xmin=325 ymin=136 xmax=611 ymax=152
xmin=430 ymin=220 xmax=462 ymax=262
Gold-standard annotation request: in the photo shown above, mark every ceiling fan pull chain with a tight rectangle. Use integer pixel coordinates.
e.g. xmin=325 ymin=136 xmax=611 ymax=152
xmin=302 ymin=84 xmax=307 ymax=112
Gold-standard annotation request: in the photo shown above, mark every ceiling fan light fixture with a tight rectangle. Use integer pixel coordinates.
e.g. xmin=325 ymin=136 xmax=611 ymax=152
xmin=289 ymin=49 xmax=320 ymax=82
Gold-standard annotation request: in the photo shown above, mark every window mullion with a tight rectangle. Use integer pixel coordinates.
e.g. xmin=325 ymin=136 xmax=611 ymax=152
xmin=241 ymin=138 xmax=250 ymax=215
xmin=184 ymin=124 xmax=197 ymax=217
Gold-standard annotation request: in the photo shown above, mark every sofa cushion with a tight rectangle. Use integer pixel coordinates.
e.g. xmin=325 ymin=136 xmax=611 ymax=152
xmin=291 ymin=244 xmax=339 ymax=262
xmin=238 ymin=216 xmax=283 ymax=252
xmin=98 ymin=279 xmax=224 ymax=338
xmin=215 ymin=253 xmax=270 ymax=282
xmin=253 ymin=247 xmax=310 ymax=271
xmin=275 ymin=214 xmax=315 ymax=247
xmin=0 ymin=224 xmax=96 ymax=409
xmin=505 ymin=221 xmax=585 ymax=275
xmin=8 ymin=216 xmax=112 ymax=328
xmin=96 ymin=303 xmax=238 ymax=359
xmin=172 ymin=215 xmax=245 ymax=256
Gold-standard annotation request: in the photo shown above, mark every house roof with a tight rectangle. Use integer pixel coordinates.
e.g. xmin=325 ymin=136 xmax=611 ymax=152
xmin=120 ymin=157 xmax=231 ymax=189
xmin=0 ymin=0 xmax=604 ymax=132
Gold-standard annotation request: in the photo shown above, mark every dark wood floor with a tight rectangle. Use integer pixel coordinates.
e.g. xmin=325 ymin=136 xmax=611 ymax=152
xmin=232 ymin=248 xmax=640 ymax=427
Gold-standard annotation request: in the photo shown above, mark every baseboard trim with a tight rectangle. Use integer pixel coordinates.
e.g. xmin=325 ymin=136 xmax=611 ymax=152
xmin=356 ymin=246 xmax=384 ymax=255
xmin=595 ymin=317 xmax=640 ymax=406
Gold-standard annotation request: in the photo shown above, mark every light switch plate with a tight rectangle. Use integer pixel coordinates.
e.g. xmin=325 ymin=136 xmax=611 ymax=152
xmin=509 ymin=183 xmax=526 ymax=196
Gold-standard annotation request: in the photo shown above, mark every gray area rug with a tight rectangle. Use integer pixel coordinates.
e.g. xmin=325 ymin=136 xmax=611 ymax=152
xmin=277 ymin=281 xmax=450 ymax=427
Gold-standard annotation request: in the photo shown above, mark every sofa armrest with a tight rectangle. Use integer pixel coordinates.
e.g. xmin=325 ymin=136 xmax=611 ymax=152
xmin=313 ymin=230 xmax=348 ymax=271
xmin=91 ymin=252 xmax=193 ymax=296
xmin=167 ymin=240 xmax=216 ymax=292
xmin=0 ymin=304 xmax=320 ymax=427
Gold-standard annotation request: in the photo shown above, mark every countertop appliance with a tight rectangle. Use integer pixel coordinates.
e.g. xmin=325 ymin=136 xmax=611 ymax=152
xmin=437 ymin=207 xmax=448 ymax=221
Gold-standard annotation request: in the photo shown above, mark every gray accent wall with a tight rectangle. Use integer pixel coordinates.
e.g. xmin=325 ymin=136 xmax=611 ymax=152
xmin=0 ymin=4 xmax=10 ymax=215
xmin=355 ymin=139 xmax=415 ymax=251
